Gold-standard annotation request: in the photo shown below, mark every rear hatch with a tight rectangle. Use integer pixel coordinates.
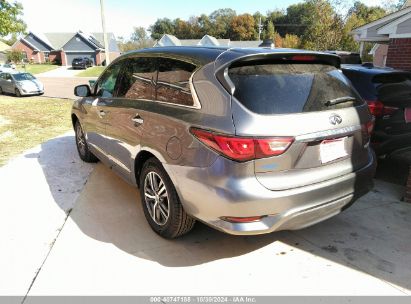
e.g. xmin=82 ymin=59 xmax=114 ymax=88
xmin=220 ymin=53 xmax=373 ymax=191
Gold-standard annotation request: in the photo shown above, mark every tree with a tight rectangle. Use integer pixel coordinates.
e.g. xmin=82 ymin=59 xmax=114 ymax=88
xmin=341 ymin=1 xmax=387 ymax=51
xmin=149 ymin=18 xmax=175 ymax=40
xmin=131 ymin=26 xmax=148 ymax=43
xmin=198 ymin=14 xmax=214 ymax=37
xmin=264 ymin=21 xmax=276 ymax=40
xmin=229 ymin=14 xmax=257 ymax=40
xmin=210 ymin=8 xmax=237 ymax=38
xmin=7 ymin=49 xmax=23 ymax=63
xmin=0 ymin=0 xmax=26 ymax=37
xmin=300 ymin=0 xmax=344 ymax=51
xmin=282 ymin=34 xmax=301 ymax=48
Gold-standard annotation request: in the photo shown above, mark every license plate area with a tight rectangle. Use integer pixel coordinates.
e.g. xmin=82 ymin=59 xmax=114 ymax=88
xmin=320 ymin=137 xmax=348 ymax=163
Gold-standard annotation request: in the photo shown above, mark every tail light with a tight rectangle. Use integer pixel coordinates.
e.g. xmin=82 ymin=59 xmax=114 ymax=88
xmin=367 ymin=100 xmax=398 ymax=117
xmin=190 ymin=128 xmax=294 ymax=162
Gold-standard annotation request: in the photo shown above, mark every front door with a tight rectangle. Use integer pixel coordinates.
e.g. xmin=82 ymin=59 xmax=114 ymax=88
xmin=103 ymin=56 xmax=157 ymax=182
xmin=82 ymin=63 xmax=122 ymax=157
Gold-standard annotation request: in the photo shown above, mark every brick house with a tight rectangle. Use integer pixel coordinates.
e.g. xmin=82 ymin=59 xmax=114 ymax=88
xmin=352 ymin=2 xmax=411 ymax=70
xmin=12 ymin=31 xmax=120 ymax=66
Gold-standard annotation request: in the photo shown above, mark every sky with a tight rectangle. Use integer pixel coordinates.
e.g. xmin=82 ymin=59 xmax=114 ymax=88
xmin=15 ymin=0 xmax=390 ymax=39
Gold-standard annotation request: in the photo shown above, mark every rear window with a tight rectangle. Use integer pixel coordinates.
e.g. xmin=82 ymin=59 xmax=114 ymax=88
xmin=343 ymin=70 xmax=378 ymax=100
xmin=228 ymin=63 xmax=363 ymax=115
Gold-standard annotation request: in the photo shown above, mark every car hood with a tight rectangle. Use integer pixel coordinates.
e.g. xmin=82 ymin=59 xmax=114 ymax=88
xmin=17 ymin=79 xmax=44 ymax=90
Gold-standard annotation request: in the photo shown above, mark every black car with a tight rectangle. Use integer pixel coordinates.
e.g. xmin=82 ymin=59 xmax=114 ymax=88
xmin=72 ymin=57 xmax=93 ymax=69
xmin=325 ymin=51 xmax=362 ymax=64
xmin=342 ymin=63 xmax=411 ymax=156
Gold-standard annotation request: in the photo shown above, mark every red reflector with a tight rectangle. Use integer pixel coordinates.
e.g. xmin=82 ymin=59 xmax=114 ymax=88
xmin=367 ymin=100 xmax=384 ymax=117
xmin=221 ymin=216 xmax=263 ymax=223
xmin=405 ymin=108 xmax=411 ymax=123
xmin=190 ymin=128 xmax=294 ymax=162
xmin=291 ymin=55 xmax=317 ymax=61
xmin=367 ymin=100 xmax=398 ymax=117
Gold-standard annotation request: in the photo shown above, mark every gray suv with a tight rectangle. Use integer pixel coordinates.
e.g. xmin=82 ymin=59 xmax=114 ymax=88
xmin=72 ymin=47 xmax=376 ymax=238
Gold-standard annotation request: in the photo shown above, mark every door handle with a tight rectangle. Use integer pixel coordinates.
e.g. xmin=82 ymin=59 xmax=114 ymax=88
xmin=132 ymin=114 xmax=144 ymax=125
xmin=98 ymin=110 xmax=107 ymax=118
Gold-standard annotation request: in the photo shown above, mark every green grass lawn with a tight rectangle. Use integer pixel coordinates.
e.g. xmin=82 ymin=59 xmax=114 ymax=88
xmin=0 ymin=95 xmax=73 ymax=166
xmin=76 ymin=66 xmax=105 ymax=77
xmin=17 ymin=64 xmax=59 ymax=74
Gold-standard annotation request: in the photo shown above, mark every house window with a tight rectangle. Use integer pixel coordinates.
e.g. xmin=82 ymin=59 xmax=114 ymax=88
xmin=44 ymin=52 xmax=49 ymax=62
xmin=22 ymin=51 xmax=28 ymax=62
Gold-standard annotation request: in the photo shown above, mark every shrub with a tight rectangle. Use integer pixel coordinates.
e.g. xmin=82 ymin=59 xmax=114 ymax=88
xmin=6 ymin=50 xmax=24 ymax=63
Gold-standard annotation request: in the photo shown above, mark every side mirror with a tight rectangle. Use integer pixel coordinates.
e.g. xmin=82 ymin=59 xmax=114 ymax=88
xmin=74 ymin=84 xmax=91 ymax=97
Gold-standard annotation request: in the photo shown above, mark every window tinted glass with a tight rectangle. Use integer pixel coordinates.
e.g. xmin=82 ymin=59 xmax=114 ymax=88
xmin=156 ymin=58 xmax=196 ymax=106
xmin=228 ymin=63 xmax=363 ymax=115
xmin=12 ymin=73 xmax=35 ymax=81
xmin=95 ymin=63 xmax=121 ymax=98
xmin=343 ymin=70 xmax=377 ymax=100
xmin=117 ymin=57 xmax=156 ymax=100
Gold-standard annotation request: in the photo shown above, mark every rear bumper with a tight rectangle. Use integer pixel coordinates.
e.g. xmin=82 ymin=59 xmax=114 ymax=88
xmin=165 ymin=152 xmax=376 ymax=235
xmin=372 ymin=131 xmax=411 ymax=156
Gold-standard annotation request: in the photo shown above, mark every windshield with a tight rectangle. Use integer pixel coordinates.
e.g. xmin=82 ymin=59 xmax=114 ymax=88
xmin=12 ymin=73 xmax=36 ymax=81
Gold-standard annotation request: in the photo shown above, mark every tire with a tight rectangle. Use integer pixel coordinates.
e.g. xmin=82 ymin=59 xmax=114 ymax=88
xmin=15 ymin=88 xmax=21 ymax=97
xmin=139 ymin=158 xmax=195 ymax=238
xmin=74 ymin=120 xmax=98 ymax=163
xmin=0 ymin=86 xmax=3 ymax=94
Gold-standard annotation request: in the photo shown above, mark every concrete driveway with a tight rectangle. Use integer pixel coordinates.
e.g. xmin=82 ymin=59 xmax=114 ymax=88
xmin=36 ymin=66 xmax=83 ymax=78
xmin=1 ymin=134 xmax=411 ymax=299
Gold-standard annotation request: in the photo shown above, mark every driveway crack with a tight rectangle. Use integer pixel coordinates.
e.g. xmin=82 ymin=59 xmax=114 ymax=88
xmin=21 ymin=208 xmax=73 ymax=303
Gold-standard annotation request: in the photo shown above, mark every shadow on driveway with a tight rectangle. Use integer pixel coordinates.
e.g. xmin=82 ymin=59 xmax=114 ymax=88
xmin=32 ymin=135 xmax=411 ymax=292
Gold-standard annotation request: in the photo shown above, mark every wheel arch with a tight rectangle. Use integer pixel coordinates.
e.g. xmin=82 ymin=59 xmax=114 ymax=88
xmin=134 ymin=150 xmax=160 ymax=188
xmin=71 ymin=113 xmax=79 ymax=129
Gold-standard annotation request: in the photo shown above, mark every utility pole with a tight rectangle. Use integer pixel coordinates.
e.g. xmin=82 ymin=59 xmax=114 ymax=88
xmin=100 ymin=0 xmax=110 ymax=66
xmin=258 ymin=17 xmax=263 ymax=42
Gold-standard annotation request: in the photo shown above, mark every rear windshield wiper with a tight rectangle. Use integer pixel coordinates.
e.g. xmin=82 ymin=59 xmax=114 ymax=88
xmin=325 ymin=96 xmax=356 ymax=106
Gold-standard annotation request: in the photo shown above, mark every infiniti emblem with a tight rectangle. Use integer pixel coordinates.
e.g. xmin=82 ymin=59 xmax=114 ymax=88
xmin=329 ymin=114 xmax=342 ymax=125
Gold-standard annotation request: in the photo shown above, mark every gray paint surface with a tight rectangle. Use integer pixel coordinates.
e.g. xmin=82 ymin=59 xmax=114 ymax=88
xmin=63 ymin=34 xmax=97 ymax=52
xmin=24 ymin=34 xmax=52 ymax=52
xmin=397 ymin=17 xmax=411 ymax=34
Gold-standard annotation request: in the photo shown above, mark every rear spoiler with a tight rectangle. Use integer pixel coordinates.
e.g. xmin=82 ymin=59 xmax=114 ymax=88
xmin=372 ymin=72 xmax=411 ymax=84
xmin=215 ymin=50 xmax=341 ymax=95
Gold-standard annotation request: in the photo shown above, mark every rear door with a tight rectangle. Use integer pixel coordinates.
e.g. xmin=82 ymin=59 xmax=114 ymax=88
xmin=226 ymin=56 xmax=372 ymax=190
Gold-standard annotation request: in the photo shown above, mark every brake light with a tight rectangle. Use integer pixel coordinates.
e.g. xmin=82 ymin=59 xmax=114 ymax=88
xmin=367 ymin=100 xmax=398 ymax=117
xmin=190 ymin=128 xmax=294 ymax=162
xmin=291 ymin=55 xmax=317 ymax=61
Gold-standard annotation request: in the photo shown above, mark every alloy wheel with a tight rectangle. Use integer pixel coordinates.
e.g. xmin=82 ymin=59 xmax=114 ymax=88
xmin=144 ymin=171 xmax=170 ymax=226
xmin=76 ymin=123 xmax=86 ymax=156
